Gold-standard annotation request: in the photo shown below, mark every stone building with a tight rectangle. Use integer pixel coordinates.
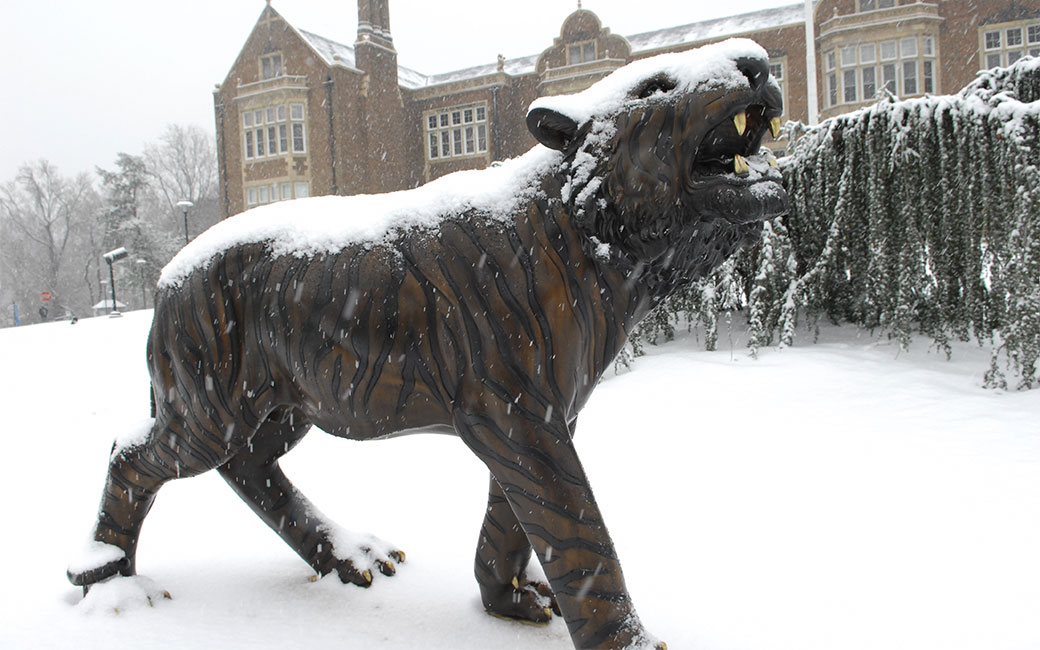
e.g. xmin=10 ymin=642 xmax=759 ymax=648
xmin=213 ymin=0 xmax=1039 ymax=218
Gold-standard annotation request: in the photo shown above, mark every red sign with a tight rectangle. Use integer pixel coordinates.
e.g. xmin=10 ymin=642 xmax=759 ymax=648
xmin=41 ymin=291 xmax=52 ymax=302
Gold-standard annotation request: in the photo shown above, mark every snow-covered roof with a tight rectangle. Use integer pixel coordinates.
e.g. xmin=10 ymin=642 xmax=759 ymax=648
xmin=626 ymin=4 xmax=804 ymax=54
xmin=290 ymin=4 xmax=803 ymax=91
xmin=295 ymin=28 xmax=431 ymax=89
xmin=92 ymin=299 xmax=127 ymax=310
xmin=297 ymin=29 xmax=357 ymax=71
xmin=422 ymin=54 xmax=541 ymax=87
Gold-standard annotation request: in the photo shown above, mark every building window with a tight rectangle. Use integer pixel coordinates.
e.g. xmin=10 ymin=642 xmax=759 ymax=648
xmin=900 ymin=37 xmax=917 ymax=58
xmin=260 ymin=53 xmax=283 ymax=80
xmin=841 ymin=45 xmax=857 ymax=67
xmin=980 ymin=21 xmax=1040 ymax=69
xmin=246 ymin=180 xmax=310 ymax=207
xmin=881 ymin=40 xmax=898 ymax=61
xmin=827 ymin=34 xmax=935 ymax=108
xmin=882 ymin=63 xmax=897 ymax=94
xmin=243 ymin=102 xmax=306 ymax=160
xmin=902 ymin=60 xmax=917 ymax=95
xmin=862 ymin=66 xmax=877 ymax=100
xmin=768 ymin=58 xmax=786 ymax=111
xmin=859 ymin=0 xmax=894 ymax=10
xmin=568 ymin=41 xmax=596 ymax=65
xmin=424 ymin=102 xmax=489 ymax=161
xmin=843 ymin=69 xmax=857 ymax=103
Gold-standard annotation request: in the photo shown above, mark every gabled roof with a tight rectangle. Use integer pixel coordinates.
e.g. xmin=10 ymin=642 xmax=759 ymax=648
xmin=295 ymin=28 xmax=434 ymax=89
xmin=289 ymin=3 xmax=804 ymax=91
xmin=298 ymin=29 xmax=358 ymax=70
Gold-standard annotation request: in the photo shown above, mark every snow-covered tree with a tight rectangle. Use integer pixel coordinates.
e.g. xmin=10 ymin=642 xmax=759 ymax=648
xmin=630 ymin=56 xmax=1040 ymax=389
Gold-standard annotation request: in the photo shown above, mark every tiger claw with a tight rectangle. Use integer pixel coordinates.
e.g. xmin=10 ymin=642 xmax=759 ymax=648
xmin=379 ymin=560 xmax=396 ymax=576
xmin=390 ymin=550 xmax=406 ymax=563
xmin=362 ymin=569 xmax=373 ymax=585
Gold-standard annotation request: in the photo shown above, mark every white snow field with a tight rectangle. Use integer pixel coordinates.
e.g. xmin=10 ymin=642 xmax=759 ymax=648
xmin=0 ymin=310 xmax=1037 ymax=650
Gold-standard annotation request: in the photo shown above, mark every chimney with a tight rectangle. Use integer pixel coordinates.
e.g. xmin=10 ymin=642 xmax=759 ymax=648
xmin=356 ymin=0 xmax=393 ymax=50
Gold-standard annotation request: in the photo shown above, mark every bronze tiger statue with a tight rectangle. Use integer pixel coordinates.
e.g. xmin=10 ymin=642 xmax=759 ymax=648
xmin=69 ymin=38 xmax=787 ymax=650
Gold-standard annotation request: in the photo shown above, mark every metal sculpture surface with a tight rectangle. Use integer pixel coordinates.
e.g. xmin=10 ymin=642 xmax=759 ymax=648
xmin=69 ymin=39 xmax=787 ymax=649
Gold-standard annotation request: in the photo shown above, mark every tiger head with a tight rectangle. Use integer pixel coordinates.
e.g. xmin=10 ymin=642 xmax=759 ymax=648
xmin=527 ymin=38 xmax=788 ymax=296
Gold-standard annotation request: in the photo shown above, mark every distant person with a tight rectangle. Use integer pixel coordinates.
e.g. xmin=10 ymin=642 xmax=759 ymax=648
xmin=38 ymin=305 xmax=48 ymax=322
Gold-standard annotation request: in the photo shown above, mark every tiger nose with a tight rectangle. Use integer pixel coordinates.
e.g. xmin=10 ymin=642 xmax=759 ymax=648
xmin=733 ymin=56 xmax=770 ymax=92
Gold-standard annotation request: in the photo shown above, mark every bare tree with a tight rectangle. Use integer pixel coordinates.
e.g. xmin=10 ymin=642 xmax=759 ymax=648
xmin=144 ymin=124 xmax=220 ymax=239
xmin=0 ymin=160 xmax=97 ymax=318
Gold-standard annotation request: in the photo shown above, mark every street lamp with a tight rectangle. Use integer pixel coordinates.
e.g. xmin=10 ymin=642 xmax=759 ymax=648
xmin=103 ymin=247 xmax=129 ymax=317
xmin=176 ymin=199 xmax=194 ymax=244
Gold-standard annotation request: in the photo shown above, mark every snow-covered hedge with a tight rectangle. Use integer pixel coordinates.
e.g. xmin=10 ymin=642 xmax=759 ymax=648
xmin=632 ymin=56 xmax=1040 ymax=389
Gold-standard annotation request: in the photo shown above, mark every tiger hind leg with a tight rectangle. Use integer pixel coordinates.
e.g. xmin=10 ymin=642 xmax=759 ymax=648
xmin=475 ymin=476 xmax=560 ymax=624
xmin=216 ymin=409 xmax=405 ymax=586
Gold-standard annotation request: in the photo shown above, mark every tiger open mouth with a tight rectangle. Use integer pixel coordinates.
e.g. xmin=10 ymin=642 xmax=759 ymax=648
xmin=692 ymin=103 xmax=782 ymax=180
xmin=687 ymin=89 xmax=788 ymax=223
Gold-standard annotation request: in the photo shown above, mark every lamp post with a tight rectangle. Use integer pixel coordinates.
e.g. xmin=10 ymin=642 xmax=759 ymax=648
xmin=177 ymin=199 xmax=194 ymax=244
xmin=136 ymin=259 xmax=148 ymax=309
xmin=103 ymin=247 xmax=129 ymax=317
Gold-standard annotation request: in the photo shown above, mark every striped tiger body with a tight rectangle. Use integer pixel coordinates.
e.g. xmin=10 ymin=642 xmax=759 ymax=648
xmin=70 ymin=40 xmax=787 ymax=650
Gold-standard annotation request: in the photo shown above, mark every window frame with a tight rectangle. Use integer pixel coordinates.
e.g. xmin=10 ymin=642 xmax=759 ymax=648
xmin=423 ymin=102 xmax=490 ymax=161
xmin=242 ymin=102 xmax=305 ymax=160
xmin=568 ymin=40 xmax=597 ymax=65
xmin=260 ymin=52 xmax=283 ymax=80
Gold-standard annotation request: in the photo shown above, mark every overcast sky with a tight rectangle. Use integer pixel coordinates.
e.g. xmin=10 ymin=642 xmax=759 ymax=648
xmin=3 ymin=0 xmax=801 ymax=182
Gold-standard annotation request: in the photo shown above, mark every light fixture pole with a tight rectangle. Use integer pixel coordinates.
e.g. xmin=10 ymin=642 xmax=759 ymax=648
xmin=103 ymin=247 xmax=129 ymax=317
xmin=136 ymin=259 xmax=148 ymax=309
xmin=177 ymin=199 xmax=194 ymax=244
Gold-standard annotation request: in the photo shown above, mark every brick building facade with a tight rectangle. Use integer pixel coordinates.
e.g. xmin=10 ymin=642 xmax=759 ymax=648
xmin=214 ymin=0 xmax=1039 ymax=218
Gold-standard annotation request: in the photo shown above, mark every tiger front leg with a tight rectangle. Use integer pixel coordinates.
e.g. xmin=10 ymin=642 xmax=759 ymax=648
xmin=454 ymin=405 xmax=663 ymax=650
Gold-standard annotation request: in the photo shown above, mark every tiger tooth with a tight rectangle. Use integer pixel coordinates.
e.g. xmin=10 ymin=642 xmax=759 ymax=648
xmin=768 ymin=157 xmax=779 ymax=168
xmin=733 ymin=112 xmax=747 ymax=136
xmin=770 ymin=117 xmax=782 ymax=139
xmin=512 ymin=576 xmax=520 ymax=590
xmin=734 ymin=154 xmax=750 ymax=176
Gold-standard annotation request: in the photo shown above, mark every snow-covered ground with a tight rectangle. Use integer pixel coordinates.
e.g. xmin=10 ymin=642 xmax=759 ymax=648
xmin=1 ymin=310 xmax=1037 ymax=650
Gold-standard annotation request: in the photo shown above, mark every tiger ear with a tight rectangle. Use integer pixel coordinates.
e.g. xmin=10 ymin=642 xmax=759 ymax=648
xmin=527 ymin=107 xmax=579 ymax=151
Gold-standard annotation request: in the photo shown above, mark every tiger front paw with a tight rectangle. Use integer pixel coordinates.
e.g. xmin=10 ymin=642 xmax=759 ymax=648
xmin=313 ymin=526 xmax=405 ymax=587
